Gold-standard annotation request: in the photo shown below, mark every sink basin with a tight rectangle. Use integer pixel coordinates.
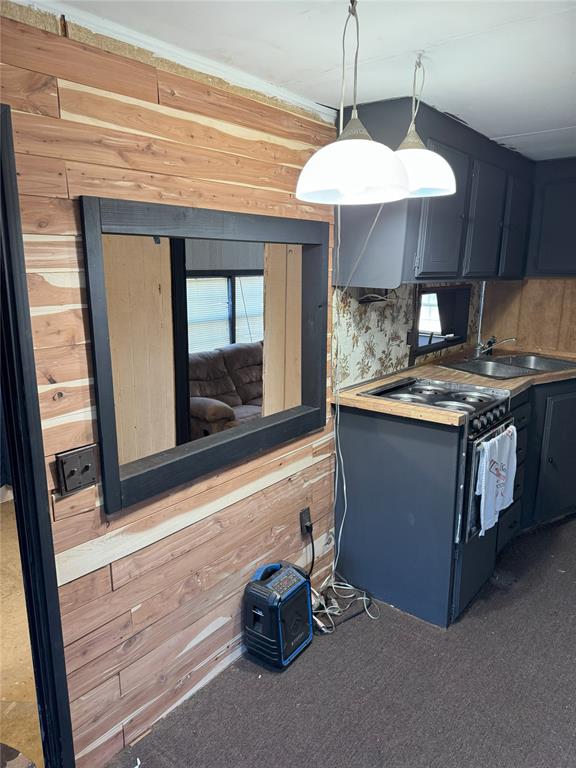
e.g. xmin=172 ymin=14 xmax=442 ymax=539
xmin=444 ymin=359 xmax=536 ymax=379
xmin=496 ymin=354 xmax=576 ymax=372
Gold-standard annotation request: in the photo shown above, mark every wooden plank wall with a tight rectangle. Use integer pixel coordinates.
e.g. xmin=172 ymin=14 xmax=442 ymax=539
xmin=102 ymin=235 xmax=176 ymax=465
xmin=483 ymin=279 xmax=576 ymax=354
xmin=0 ymin=16 xmax=336 ymax=767
xmin=262 ymin=244 xmax=303 ymax=415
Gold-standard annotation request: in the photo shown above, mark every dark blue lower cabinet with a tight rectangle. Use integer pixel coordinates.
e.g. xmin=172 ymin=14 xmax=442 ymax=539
xmin=334 ymin=406 xmax=495 ymax=627
xmin=534 ymin=388 xmax=576 ymax=524
xmin=522 ymin=380 xmax=576 ymax=528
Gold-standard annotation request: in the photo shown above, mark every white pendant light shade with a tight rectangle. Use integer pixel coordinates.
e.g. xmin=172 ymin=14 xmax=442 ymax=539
xmin=296 ymin=132 xmax=409 ymax=206
xmin=295 ymin=2 xmax=409 ymax=207
xmin=396 ymin=145 xmax=457 ymax=198
xmin=396 ymin=56 xmax=456 ymax=198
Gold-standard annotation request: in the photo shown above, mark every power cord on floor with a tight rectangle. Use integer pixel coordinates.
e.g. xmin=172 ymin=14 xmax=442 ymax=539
xmin=311 ymin=582 xmax=380 ymax=635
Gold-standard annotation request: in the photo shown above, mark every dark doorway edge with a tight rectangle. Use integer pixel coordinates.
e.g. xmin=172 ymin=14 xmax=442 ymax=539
xmin=1 ymin=104 xmax=76 ymax=767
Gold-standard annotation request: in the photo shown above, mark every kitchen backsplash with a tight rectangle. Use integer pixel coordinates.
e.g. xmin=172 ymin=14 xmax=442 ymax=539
xmin=333 ymin=282 xmax=482 ymax=389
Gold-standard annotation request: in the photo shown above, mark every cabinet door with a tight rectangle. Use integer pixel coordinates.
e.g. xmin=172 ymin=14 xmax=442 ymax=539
xmin=336 ymin=200 xmax=408 ymax=289
xmin=461 ymin=160 xmax=507 ymax=277
xmin=529 ymin=177 xmax=576 ymax=275
xmin=498 ymin=177 xmax=532 ymax=278
xmin=535 ymin=391 xmax=576 ymax=524
xmin=414 ymin=141 xmax=471 ymax=278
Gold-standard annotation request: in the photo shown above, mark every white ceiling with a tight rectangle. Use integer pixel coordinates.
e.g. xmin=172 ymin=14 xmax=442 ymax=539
xmin=28 ymin=0 xmax=576 ymax=159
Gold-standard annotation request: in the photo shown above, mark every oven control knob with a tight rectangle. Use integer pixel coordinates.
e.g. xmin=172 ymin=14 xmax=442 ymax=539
xmin=487 ymin=411 xmax=495 ymax=423
xmin=499 ymin=406 xmax=507 ymax=418
xmin=472 ymin=418 xmax=481 ymax=432
xmin=480 ymin=415 xmax=488 ymax=428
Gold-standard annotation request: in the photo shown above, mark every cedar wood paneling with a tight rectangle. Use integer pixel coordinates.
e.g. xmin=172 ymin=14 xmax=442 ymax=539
xmin=0 ymin=17 xmax=336 ymax=766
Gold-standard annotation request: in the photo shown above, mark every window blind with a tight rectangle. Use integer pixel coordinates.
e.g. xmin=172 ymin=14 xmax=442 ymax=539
xmin=186 ymin=277 xmax=230 ymax=353
xmin=235 ymin=276 xmax=264 ymax=343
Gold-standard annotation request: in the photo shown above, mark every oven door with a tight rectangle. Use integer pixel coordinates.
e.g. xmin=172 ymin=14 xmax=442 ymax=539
xmin=464 ymin=418 xmax=514 ymax=542
xmin=452 ymin=418 xmax=514 ymax=621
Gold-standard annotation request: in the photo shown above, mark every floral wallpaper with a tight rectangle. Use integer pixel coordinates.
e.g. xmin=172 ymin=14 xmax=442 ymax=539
xmin=333 ymin=282 xmax=481 ymax=389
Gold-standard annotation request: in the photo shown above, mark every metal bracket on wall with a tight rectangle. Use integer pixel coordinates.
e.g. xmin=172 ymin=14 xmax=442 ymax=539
xmin=55 ymin=444 xmax=97 ymax=495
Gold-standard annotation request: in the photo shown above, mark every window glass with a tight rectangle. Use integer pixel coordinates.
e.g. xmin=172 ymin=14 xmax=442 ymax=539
xmin=413 ymin=285 xmax=471 ymax=355
xmin=419 ymin=292 xmax=442 ymax=334
xmin=187 ymin=277 xmax=230 ymax=353
xmin=235 ymin=275 xmax=264 ymax=343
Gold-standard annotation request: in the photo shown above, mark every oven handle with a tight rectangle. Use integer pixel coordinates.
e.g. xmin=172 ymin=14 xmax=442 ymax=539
xmin=471 ymin=418 xmax=514 ymax=450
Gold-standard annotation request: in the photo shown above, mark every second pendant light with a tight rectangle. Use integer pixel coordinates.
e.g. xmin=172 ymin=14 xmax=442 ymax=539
xmin=395 ymin=56 xmax=457 ymax=198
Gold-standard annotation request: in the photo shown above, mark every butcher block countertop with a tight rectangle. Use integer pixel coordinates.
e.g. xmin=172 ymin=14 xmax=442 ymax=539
xmin=334 ymin=349 xmax=576 ymax=427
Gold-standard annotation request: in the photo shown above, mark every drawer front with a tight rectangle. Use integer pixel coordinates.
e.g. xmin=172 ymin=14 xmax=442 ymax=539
xmin=512 ymin=402 xmax=531 ymax=431
xmin=513 ymin=462 xmax=525 ymax=501
xmin=516 ymin=427 xmax=528 ymax=466
xmin=497 ymin=499 xmax=522 ymax=553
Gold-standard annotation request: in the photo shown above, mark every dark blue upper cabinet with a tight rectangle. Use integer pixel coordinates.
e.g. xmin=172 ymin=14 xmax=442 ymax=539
xmin=499 ymin=176 xmax=533 ymax=278
xmin=527 ymin=158 xmax=576 ymax=276
xmin=334 ymin=98 xmax=534 ymax=288
xmin=414 ymin=141 xmax=471 ymax=279
xmin=461 ymin=160 xmax=507 ymax=278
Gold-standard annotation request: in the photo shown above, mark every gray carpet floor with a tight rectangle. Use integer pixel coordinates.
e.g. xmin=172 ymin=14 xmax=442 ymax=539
xmin=108 ymin=517 xmax=576 ymax=768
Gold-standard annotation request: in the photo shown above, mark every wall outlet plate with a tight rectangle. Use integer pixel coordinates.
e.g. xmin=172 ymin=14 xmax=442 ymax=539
xmin=300 ymin=506 xmax=312 ymax=535
xmin=56 ymin=445 xmax=97 ymax=496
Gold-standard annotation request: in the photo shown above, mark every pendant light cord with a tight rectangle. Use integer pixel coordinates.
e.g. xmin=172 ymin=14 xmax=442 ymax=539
xmin=409 ymin=53 xmax=426 ymax=130
xmin=339 ymin=0 xmax=360 ymax=134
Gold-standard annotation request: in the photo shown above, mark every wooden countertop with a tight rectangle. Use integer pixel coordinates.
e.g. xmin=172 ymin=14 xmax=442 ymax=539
xmin=334 ymin=349 xmax=576 ymax=427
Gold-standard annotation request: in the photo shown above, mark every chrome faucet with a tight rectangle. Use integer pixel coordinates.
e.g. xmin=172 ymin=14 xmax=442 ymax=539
xmin=474 ymin=335 xmax=517 ymax=358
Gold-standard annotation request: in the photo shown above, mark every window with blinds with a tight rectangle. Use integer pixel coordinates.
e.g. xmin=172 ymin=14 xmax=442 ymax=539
xmin=186 ymin=277 xmax=230 ymax=353
xmin=235 ymin=275 xmax=264 ymax=343
xmin=186 ymin=275 xmax=264 ymax=353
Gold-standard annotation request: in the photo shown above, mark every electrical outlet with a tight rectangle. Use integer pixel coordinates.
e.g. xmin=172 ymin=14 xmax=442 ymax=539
xmin=56 ymin=444 xmax=97 ymax=495
xmin=300 ymin=507 xmax=312 ymax=535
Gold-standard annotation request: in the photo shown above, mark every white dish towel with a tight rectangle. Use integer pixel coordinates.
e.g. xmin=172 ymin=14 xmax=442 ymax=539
xmin=475 ymin=425 xmax=517 ymax=536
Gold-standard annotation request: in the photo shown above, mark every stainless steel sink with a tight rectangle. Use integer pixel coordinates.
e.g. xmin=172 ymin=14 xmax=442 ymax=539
xmin=444 ymin=353 xmax=576 ymax=379
xmin=496 ymin=354 xmax=576 ymax=372
xmin=444 ymin=359 xmax=533 ymax=379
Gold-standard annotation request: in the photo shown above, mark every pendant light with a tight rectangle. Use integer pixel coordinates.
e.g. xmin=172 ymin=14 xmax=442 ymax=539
xmin=395 ymin=55 xmax=456 ymax=197
xmin=296 ymin=1 xmax=409 ymax=206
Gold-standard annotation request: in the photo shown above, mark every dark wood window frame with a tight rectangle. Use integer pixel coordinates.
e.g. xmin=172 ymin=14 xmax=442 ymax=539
xmin=81 ymin=197 xmax=329 ymax=516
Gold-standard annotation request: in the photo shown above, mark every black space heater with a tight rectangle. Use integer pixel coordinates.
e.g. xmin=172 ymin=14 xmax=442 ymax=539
xmin=244 ymin=561 xmax=313 ymax=668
